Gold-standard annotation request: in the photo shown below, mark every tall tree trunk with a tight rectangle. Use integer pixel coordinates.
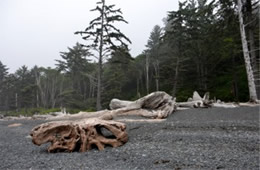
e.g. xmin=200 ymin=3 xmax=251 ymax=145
xmin=15 ymin=93 xmax=18 ymax=112
xmin=136 ymin=77 xmax=140 ymax=98
xmin=248 ymin=29 xmax=257 ymax=70
xmin=203 ymin=66 xmax=208 ymax=91
xmin=248 ymin=29 xmax=260 ymax=99
xmin=172 ymin=57 xmax=179 ymax=98
xmin=245 ymin=0 xmax=257 ymax=69
xmin=153 ymin=60 xmax=160 ymax=91
xmin=96 ymin=42 xmax=103 ymax=110
xmin=59 ymin=75 xmax=64 ymax=108
xmin=50 ymin=77 xmax=57 ymax=108
xmin=88 ymin=76 xmax=95 ymax=99
xmin=96 ymin=0 xmax=105 ymax=110
xmin=155 ymin=78 xmax=159 ymax=92
xmin=83 ymin=81 xmax=87 ymax=103
xmin=237 ymin=0 xmax=258 ymax=102
xmin=35 ymin=71 xmax=47 ymax=108
xmin=145 ymin=54 xmax=149 ymax=94
xmin=36 ymin=90 xmax=39 ymax=108
xmin=245 ymin=0 xmax=259 ymax=99
xmin=232 ymin=56 xmax=239 ymax=101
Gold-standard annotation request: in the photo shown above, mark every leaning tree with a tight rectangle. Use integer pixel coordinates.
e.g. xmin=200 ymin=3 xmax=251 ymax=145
xmin=75 ymin=0 xmax=131 ymax=110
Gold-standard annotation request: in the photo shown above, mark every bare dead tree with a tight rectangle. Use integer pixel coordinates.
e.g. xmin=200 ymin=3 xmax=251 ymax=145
xmin=237 ymin=0 xmax=258 ymax=102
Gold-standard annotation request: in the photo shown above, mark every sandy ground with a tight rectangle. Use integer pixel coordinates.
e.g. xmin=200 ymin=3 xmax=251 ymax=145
xmin=0 ymin=106 xmax=259 ymax=170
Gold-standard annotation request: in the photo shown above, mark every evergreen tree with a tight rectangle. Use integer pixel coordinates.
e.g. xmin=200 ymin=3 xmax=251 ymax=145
xmin=103 ymin=47 xmax=133 ymax=106
xmin=162 ymin=1 xmax=190 ymax=98
xmin=56 ymin=43 xmax=94 ymax=109
xmin=15 ymin=66 xmax=35 ymax=110
xmin=145 ymin=25 xmax=163 ymax=92
xmin=0 ymin=61 xmax=9 ymax=110
xmin=75 ymin=0 xmax=131 ymax=110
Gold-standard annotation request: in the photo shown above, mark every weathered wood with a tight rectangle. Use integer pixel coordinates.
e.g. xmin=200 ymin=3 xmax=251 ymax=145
xmin=49 ymin=91 xmax=176 ymax=121
xmin=30 ymin=91 xmax=176 ymax=153
xmin=109 ymin=91 xmax=176 ymax=119
xmin=177 ymin=91 xmax=212 ymax=108
xmin=30 ymin=118 xmax=128 ymax=152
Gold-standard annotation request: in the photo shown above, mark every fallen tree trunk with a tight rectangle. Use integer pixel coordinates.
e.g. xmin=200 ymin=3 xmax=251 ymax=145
xmin=110 ymin=91 xmax=176 ymax=119
xmin=31 ymin=91 xmax=176 ymax=152
xmin=49 ymin=91 xmax=176 ymax=121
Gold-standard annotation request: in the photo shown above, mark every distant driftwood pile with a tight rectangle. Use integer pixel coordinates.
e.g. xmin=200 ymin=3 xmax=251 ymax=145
xmin=177 ymin=91 xmax=239 ymax=108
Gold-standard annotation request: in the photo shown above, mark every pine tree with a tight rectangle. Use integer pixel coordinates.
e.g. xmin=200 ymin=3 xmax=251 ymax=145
xmin=0 ymin=61 xmax=9 ymax=110
xmin=75 ymin=0 xmax=131 ymax=110
xmin=145 ymin=25 xmax=163 ymax=92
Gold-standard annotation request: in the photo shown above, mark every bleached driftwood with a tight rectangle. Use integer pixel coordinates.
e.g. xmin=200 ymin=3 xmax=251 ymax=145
xmin=30 ymin=118 xmax=128 ymax=152
xmin=212 ymin=103 xmax=238 ymax=108
xmin=177 ymin=91 xmax=244 ymax=108
xmin=49 ymin=91 xmax=176 ymax=120
xmin=211 ymin=99 xmax=238 ymax=108
xmin=177 ymin=91 xmax=212 ymax=108
xmin=110 ymin=91 xmax=176 ymax=119
xmin=30 ymin=91 xmax=176 ymax=153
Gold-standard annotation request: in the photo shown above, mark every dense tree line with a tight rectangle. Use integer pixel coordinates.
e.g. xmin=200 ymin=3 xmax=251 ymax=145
xmin=0 ymin=0 xmax=259 ymax=114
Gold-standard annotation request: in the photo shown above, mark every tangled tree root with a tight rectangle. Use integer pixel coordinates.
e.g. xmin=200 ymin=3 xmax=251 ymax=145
xmin=30 ymin=118 xmax=128 ymax=152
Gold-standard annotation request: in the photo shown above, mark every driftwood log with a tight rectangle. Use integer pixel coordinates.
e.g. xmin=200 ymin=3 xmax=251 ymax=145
xmin=47 ymin=91 xmax=176 ymax=121
xmin=30 ymin=91 xmax=176 ymax=152
xmin=30 ymin=118 xmax=128 ymax=152
xmin=109 ymin=91 xmax=176 ymax=119
xmin=177 ymin=91 xmax=212 ymax=108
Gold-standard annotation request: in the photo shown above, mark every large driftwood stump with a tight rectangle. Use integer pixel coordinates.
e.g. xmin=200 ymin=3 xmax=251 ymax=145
xmin=30 ymin=118 xmax=128 ymax=152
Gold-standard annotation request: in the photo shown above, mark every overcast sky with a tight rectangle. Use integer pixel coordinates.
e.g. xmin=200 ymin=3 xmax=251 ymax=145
xmin=0 ymin=0 xmax=179 ymax=73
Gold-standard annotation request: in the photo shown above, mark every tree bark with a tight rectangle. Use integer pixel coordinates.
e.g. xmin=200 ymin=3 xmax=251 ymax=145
xmin=136 ymin=77 xmax=140 ymax=98
xmin=153 ymin=60 xmax=160 ymax=91
xmin=172 ymin=56 xmax=179 ymax=98
xmin=245 ymin=0 xmax=257 ymax=70
xmin=245 ymin=0 xmax=259 ymax=99
xmin=145 ymin=54 xmax=150 ymax=94
xmin=237 ymin=0 xmax=258 ymax=102
xmin=15 ymin=93 xmax=18 ymax=112
xmin=96 ymin=0 xmax=105 ymax=111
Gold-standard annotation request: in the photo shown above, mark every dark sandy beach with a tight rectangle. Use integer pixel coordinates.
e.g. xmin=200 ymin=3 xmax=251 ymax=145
xmin=0 ymin=106 xmax=259 ymax=170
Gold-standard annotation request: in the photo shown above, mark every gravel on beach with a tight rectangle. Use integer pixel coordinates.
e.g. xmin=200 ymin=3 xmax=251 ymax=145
xmin=0 ymin=106 xmax=259 ymax=170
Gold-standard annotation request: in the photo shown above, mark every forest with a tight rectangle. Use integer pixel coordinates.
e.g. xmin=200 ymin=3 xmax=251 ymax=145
xmin=0 ymin=0 xmax=259 ymax=115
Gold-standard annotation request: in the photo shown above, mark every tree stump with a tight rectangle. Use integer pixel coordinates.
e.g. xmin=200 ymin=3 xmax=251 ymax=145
xmin=30 ymin=118 xmax=128 ymax=152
